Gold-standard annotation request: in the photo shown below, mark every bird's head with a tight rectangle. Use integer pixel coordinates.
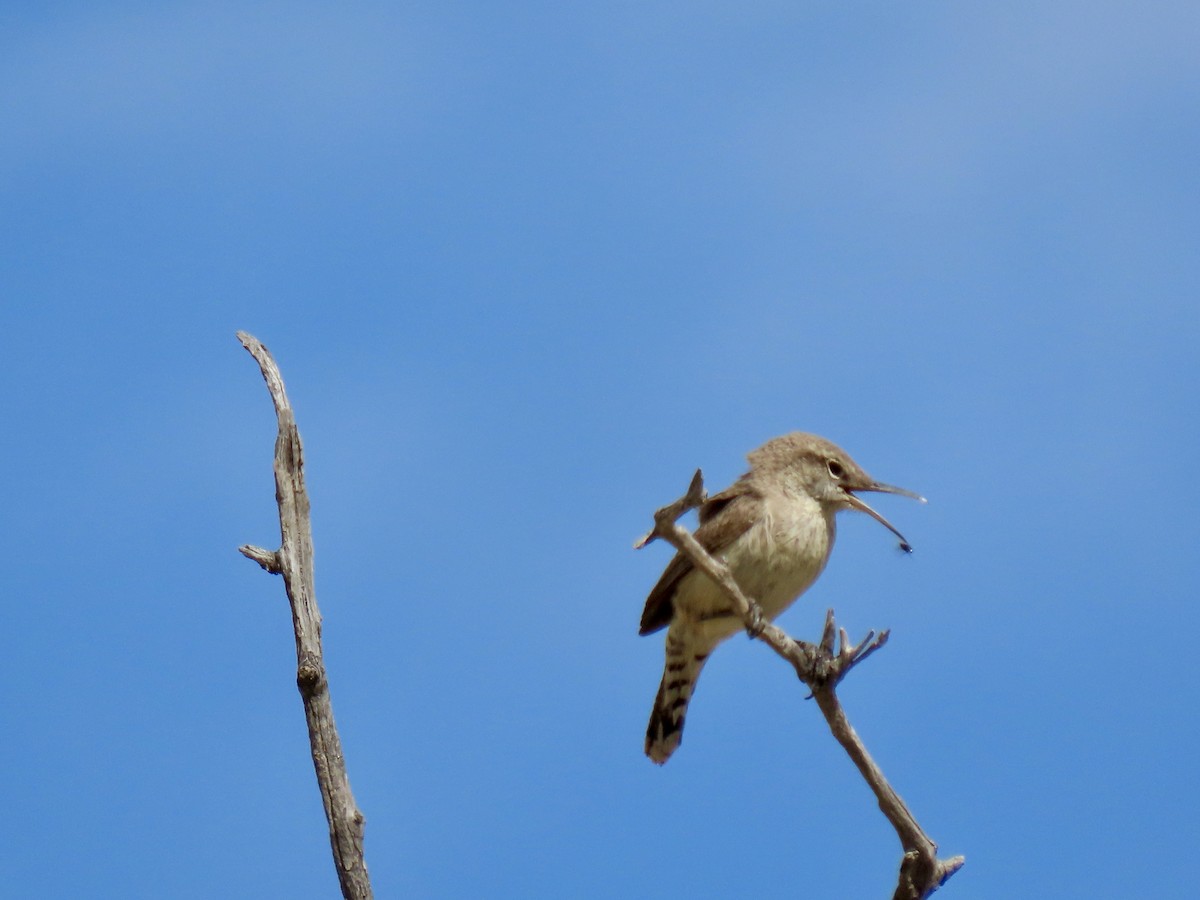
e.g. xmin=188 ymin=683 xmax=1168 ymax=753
xmin=749 ymin=432 xmax=925 ymax=552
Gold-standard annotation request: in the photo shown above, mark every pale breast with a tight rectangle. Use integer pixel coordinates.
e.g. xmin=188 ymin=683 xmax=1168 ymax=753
xmin=675 ymin=492 xmax=836 ymax=643
xmin=728 ymin=492 xmax=835 ymax=619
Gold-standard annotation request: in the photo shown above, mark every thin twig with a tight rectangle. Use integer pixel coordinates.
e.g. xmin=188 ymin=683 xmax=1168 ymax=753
xmin=638 ymin=470 xmax=964 ymax=899
xmin=236 ymin=331 xmax=373 ymax=900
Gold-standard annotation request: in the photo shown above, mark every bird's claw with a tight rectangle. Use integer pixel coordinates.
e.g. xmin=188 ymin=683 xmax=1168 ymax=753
xmin=745 ymin=604 xmax=766 ymax=638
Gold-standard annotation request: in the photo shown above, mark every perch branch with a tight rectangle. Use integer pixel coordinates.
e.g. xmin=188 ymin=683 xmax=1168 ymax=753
xmin=236 ymin=331 xmax=373 ymax=900
xmin=637 ymin=470 xmax=963 ymax=899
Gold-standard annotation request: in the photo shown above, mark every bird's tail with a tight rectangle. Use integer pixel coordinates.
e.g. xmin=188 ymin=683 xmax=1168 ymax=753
xmin=645 ymin=628 xmax=712 ymax=765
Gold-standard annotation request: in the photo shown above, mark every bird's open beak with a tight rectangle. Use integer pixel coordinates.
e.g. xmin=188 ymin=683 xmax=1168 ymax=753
xmin=843 ymin=482 xmax=925 ymax=553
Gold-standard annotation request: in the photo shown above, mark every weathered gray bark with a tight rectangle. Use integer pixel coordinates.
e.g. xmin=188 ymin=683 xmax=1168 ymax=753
xmin=236 ymin=331 xmax=372 ymax=900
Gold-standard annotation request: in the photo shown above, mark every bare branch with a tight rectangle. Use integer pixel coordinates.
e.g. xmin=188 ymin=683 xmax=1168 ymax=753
xmin=236 ymin=331 xmax=373 ymax=900
xmin=637 ymin=471 xmax=964 ymax=899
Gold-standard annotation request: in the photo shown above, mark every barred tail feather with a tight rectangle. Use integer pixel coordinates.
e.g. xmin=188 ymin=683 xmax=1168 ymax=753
xmin=644 ymin=629 xmax=711 ymax=765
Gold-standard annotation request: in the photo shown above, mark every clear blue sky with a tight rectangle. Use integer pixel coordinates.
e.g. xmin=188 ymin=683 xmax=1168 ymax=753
xmin=3 ymin=3 xmax=1198 ymax=897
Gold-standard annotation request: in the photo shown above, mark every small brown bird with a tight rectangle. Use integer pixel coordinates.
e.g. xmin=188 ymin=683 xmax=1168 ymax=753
xmin=640 ymin=432 xmax=922 ymax=764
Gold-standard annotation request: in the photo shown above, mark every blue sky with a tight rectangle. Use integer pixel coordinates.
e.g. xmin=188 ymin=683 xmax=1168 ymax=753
xmin=3 ymin=2 xmax=1198 ymax=897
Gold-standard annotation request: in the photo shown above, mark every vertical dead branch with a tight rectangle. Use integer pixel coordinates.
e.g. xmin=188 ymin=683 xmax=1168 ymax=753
xmin=637 ymin=470 xmax=964 ymax=899
xmin=236 ymin=331 xmax=372 ymax=900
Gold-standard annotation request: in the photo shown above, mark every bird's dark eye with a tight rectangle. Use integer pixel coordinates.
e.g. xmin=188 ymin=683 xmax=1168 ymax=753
xmin=826 ymin=459 xmax=845 ymax=479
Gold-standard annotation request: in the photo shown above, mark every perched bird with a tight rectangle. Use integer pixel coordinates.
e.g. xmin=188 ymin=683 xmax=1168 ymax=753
xmin=640 ymin=432 xmax=922 ymax=764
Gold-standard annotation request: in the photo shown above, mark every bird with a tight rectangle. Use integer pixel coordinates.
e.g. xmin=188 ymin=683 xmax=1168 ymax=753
xmin=640 ymin=432 xmax=922 ymax=764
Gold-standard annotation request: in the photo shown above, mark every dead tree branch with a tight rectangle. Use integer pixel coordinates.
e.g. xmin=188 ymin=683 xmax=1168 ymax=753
xmin=637 ymin=469 xmax=964 ymax=900
xmin=236 ymin=331 xmax=373 ymax=900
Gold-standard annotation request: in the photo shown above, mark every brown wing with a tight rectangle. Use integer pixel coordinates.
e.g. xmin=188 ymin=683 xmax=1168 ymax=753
xmin=638 ymin=481 xmax=761 ymax=635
